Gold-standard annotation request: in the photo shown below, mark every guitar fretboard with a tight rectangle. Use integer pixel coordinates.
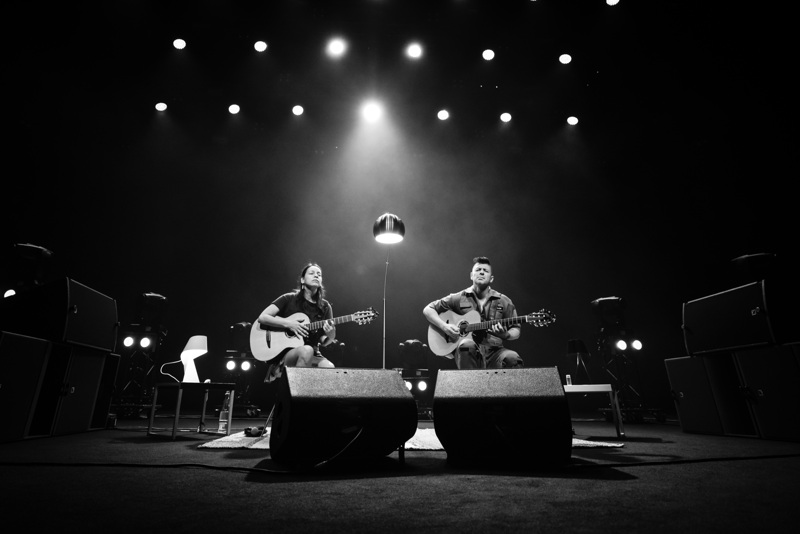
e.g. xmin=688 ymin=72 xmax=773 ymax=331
xmin=462 ymin=313 xmax=549 ymax=333
xmin=307 ymin=313 xmax=365 ymax=332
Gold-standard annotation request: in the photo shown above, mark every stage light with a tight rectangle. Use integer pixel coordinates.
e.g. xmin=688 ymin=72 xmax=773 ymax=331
xmin=155 ymin=102 xmax=167 ymax=111
xmin=115 ymin=322 xmax=166 ymax=408
xmin=292 ymin=105 xmax=304 ymax=116
xmin=406 ymin=42 xmax=423 ymax=59
xmin=224 ymin=355 xmax=257 ymax=372
xmin=173 ymin=39 xmax=186 ymax=50
xmin=118 ymin=328 xmax=162 ymax=355
xmin=591 ymin=296 xmax=648 ymax=414
xmin=405 ymin=378 xmax=428 ymax=392
xmin=361 ymin=101 xmax=383 ymax=122
xmin=483 ymin=49 xmax=495 ymax=60
xmin=559 ymin=54 xmax=572 ymax=64
xmin=224 ymin=321 xmax=259 ymax=413
xmin=567 ymin=116 xmax=579 ymax=125
xmin=500 ymin=113 xmax=511 ymax=123
xmin=114 ymin=292 xmax=168 ymax=406
xmin=396 ymin=368 xmax=433 ymax=420
xmin=326 ymin=37 xmax=347 ymax=58
xmin=437 ymin=109 xmax=449 ymax=120
xmin=254 ymin=41 xmax=267 ymax=52
xmin=228 ymin=104 xmax=240 ymax=114
xmin=222 ymin=358 xmax=253 ymax=372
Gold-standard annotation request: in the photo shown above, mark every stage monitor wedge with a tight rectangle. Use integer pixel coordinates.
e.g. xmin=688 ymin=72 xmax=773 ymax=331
xmin=269 ymin=367 xmax=418 ymax=467
xmin=433 ymin=367 xmax=573 ymax=468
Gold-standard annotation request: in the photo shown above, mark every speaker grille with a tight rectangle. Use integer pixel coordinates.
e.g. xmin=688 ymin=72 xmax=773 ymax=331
xmin=269 ymin=368 xmax=418 ymax=467
xmin=433 ymin=367 xmax=573 ymax=467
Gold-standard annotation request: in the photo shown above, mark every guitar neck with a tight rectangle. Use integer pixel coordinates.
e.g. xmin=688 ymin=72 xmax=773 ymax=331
xmin=307 ymin=314 xmax=356 ymax=332
xmin=464 ymin=315 xmax=526 ymax=333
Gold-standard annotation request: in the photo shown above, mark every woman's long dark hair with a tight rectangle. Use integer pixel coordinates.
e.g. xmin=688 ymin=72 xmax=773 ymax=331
xmin=297 ymin=262 xmax=325 ymax=302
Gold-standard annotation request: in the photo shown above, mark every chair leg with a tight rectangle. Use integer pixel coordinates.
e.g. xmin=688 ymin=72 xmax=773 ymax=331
xmin=199 ymin=388 xmax=210 ymax=432
xmin=609 ymin=390 xmax=626 ymax=438
xmin=147 ymin=386 xmax=160 ymax=436
xmin=226 ymin=389 xmax=235 ymax=435
xmin=172 ymin=389 xmax=184 ymax=440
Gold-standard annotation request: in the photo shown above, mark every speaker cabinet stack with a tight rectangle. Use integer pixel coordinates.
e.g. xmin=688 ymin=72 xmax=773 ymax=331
xmin=0 ymin=278 xmax=119 ymax=443
xmin=269 ymin=368 xmax=418 ymax=467
xmin=432 ymin=367 xmax=573 ymax=467
xmin=670 ymin=275 xmax=800 ymax=441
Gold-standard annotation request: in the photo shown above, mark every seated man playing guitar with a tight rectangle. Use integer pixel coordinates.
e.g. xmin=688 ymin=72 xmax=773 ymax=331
xmin=258 ymin=262 xmax=337 ymax=382
xmin=423 ymin=256 xmax=524 ymax=369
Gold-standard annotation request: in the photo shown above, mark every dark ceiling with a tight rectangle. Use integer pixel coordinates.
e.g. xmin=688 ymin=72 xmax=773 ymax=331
xmin=5 ymin=1 xmax=795 ymax=409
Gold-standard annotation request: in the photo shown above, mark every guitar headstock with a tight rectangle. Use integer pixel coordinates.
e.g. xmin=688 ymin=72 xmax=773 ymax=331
xmin=354 ymin=307 xmax=379 ymax=325
xmin=525 ymin=309 xmax=556 ymax=327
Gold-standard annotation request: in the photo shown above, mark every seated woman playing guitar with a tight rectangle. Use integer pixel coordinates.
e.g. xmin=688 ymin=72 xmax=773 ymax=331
xmin=257 ymin=262 xmax=337 ymax=382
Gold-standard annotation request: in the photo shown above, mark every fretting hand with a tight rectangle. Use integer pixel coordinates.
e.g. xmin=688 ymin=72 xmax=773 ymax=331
xmin=490 ymin=322 xmax=508 ymax=339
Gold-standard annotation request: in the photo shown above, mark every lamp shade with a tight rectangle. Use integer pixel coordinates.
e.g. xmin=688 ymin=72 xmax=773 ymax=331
xmin=566 ymin=339 xmax=589 ymax=355
xmin=181 ymin=335 xmax=208 ymax=361
xmin=373 ymin=213 xmax=405 ymax=244
xmin=181 ymin=335 xmax=207 ymax=383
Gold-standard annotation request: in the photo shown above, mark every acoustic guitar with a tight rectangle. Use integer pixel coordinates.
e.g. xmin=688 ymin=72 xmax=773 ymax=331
xmin=427 ymin=309 xmax=556 ymax=357
xmin=249 ymin=307 xmax=378 ymax=362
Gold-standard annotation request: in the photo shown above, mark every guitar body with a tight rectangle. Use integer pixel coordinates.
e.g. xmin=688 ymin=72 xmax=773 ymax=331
xmin=428 ymin=310 xmax=482 ymax=357
xmin=427 ymin=308 xmax=556 ymax=357
xmin=249 ymin=307 xmax=378 ymax=362
xmin=250 ymin=312 xmax=310 ymax=362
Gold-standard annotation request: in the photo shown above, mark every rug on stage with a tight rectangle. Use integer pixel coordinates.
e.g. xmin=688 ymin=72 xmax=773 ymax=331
xmin=198 ymin=428 xmax=624 ymax=450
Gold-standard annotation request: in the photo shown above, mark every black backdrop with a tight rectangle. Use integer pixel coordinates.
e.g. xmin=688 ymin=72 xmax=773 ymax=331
xmin=4 ymin=1 xmax=796 ymax=413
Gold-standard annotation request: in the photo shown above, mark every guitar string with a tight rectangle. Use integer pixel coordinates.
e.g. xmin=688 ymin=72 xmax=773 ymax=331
xmin=304 ymin=310 xmax=375 ymax=331
xmin=464 ymin=312 xmax=553 ymax=333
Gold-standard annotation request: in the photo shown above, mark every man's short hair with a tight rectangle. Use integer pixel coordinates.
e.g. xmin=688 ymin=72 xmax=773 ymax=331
xmin=472 ymin=256 xmax=491 ymax=266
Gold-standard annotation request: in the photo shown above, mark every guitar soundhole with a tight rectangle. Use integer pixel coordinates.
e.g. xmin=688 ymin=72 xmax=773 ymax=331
xmin=457 ymin=321 xmax=469 ymax=336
